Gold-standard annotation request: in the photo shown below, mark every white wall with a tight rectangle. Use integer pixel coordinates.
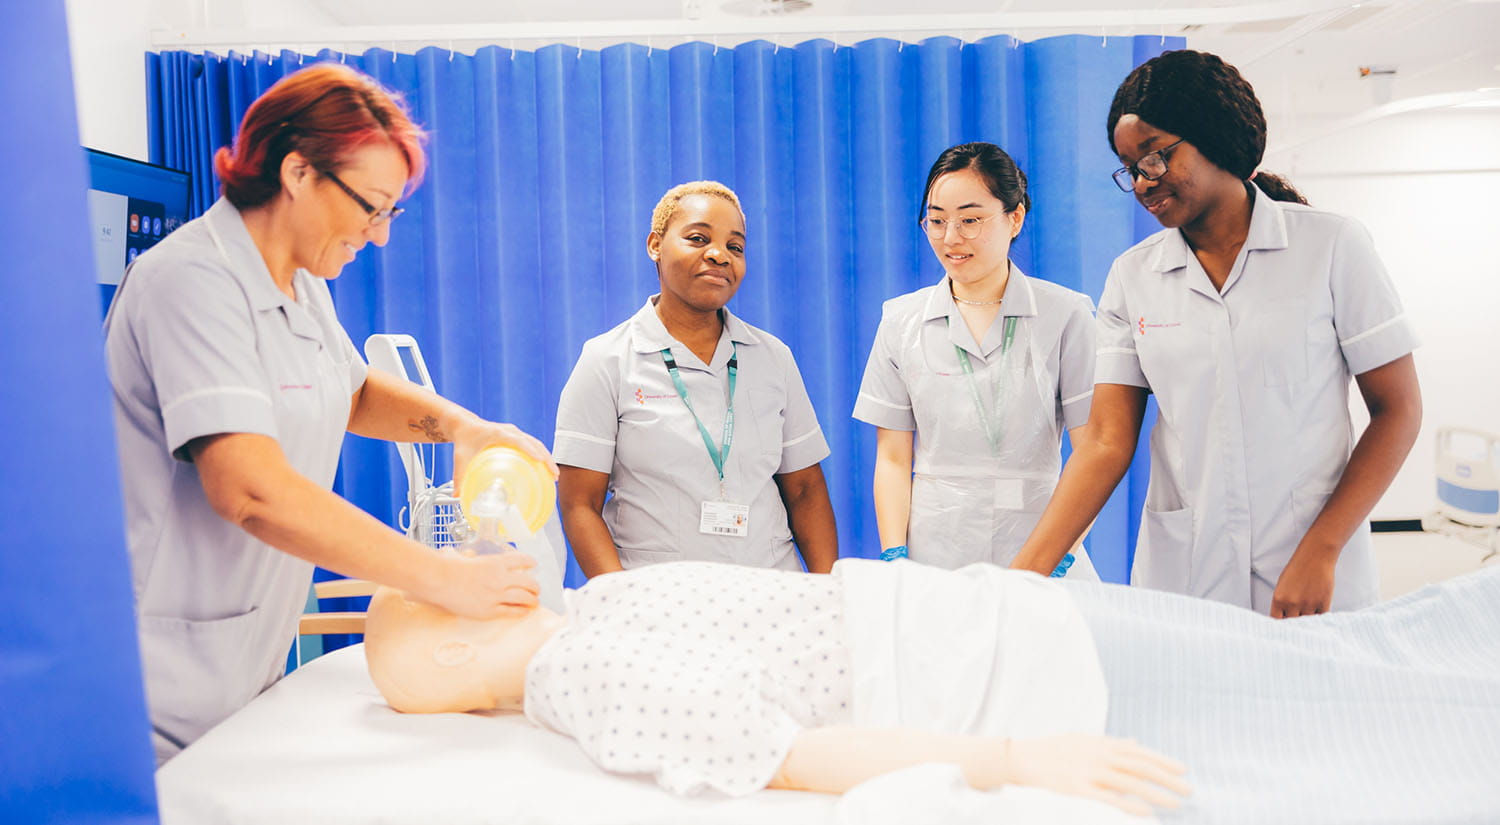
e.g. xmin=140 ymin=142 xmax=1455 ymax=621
xmin=65 ymin=0 xmax=157 ymax=158
xmin=1266 ymin=109 xmax=1500 ymax=519
xmin=63 ymin=0 xmax=336 ymax=159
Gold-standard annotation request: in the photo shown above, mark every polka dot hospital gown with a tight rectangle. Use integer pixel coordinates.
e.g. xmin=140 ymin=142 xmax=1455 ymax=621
xmin=524 ymin=562 xmax=853 ymax=796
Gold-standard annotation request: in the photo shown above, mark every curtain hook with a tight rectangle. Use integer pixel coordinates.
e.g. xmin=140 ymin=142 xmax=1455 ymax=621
xmin=1101 ymin=27 xmax=1108 ymax=48
xmin=647 ymin=35 xmax=653 ymax=58
xmin=712 ymin=34 xmax=719 ymax=56
xmin=448 ymin=40 xmax=455 ymax=62
xmin=772 ymin=34 xmax=778 ymax=55
xmin=510 ymin=38 xmax=516 ymax=61
xmin=392 ymin=41 xmax=398 ymax=62
xmin=577 ymin=35 xmax=583 ymax=59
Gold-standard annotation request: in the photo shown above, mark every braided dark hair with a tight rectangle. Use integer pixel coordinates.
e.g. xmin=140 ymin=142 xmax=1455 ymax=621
xmin=1107 ymin=50 xmax=1307 ymax=205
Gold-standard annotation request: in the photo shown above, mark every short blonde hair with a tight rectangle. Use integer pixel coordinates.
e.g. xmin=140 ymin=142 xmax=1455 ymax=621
xmin=650 ymin=180 xmax=745 ymax=236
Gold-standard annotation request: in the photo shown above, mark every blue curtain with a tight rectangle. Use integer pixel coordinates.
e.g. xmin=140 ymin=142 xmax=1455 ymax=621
xmin=2 ymin=1 xmax=159 ymax=821
xmin=147 ymin=34 xmax=1179 ymax=591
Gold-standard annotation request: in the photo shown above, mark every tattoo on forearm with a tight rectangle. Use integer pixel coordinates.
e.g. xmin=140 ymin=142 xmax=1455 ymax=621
xmin=407 ymin=415 xmax=448 ymax=442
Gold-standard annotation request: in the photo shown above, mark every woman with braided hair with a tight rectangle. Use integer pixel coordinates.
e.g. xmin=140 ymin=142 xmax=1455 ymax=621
xmin=1011 ymin=50 xmax=1423 ymax=618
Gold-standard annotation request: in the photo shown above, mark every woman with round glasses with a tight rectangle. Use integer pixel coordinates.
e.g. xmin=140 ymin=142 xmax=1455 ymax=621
xmin=104 ymin=63 xmax=555 ymax=762
xmin=1012 ymin=50 xmax=1421 ymax=617
xmin=853 ymin=143 xmax=1100 ymax=577
xmin=554 ymin=181 xmax=838 ymax=577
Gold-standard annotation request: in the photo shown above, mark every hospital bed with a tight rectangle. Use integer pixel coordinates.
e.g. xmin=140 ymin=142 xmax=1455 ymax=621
xmin=156 ymin=645 xmax=833 ymax=824
xmin=155 ymin=644 xmax=1153 ymax=825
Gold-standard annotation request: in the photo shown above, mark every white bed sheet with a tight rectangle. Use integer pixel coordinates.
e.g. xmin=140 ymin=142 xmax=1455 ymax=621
xmin=156 ymin=645 xmax=836 ymax=825
xmin=157 ymin=643 xmax=1154 ymax=825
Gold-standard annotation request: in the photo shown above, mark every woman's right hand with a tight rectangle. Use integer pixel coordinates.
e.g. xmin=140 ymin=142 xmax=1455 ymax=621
xmin=420 ymin=550 xmax=540 ymax=619
xmin=1003 ymin=733 xmax=1191 ymax=816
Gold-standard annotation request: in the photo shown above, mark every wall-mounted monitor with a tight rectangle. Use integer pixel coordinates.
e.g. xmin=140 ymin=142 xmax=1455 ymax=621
xmin=85 ymin=148 xmax=191 ymax=315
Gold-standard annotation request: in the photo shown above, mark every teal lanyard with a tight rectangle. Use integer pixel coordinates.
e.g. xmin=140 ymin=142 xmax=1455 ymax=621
xmin=954 ymin=315 xmax=1017 ymax=457
xmin=661 ymin=342 xmax=738 ymax=485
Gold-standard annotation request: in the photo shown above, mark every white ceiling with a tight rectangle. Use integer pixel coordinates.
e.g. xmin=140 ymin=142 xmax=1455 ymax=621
xmin=162 ymin=0 xmax=1500 ymax=134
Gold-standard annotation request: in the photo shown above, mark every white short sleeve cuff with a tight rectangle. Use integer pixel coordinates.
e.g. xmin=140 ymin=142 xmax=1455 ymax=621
xmin=1341 ymin=315 xmax=1420 ymax=376
xmin=777 ymin=429 xmax=832 ymax=475
xmin=162 ymin=387 xmax=278 ymax=461
xmin=1093 ymin=351 xmax=1149 ymax=390
xmin=852 ymin=394 xmax=917 ymax=432
xmin=553 ymin=430 xmax=617 ymax=474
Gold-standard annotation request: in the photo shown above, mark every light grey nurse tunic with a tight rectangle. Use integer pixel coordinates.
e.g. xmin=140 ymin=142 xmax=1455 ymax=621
xmin=104 ymin=198 xmax=367 ymax=761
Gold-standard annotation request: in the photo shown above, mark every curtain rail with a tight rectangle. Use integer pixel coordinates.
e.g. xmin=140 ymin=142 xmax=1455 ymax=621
xmin=150 ymin=0 xmax=1360 ymax=49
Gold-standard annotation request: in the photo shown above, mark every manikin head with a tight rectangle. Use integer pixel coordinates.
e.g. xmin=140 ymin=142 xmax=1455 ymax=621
xmin=364 ymin=586 xmax=564 ymax=713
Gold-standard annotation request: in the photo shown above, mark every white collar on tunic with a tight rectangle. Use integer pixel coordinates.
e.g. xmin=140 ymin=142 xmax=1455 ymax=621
xmin=627 ymin=295 xmax=761 ymax=368
xmin=920 ymin=265 xmax=1040 ymax=322
xmin=921 ymin=267 xmax=1039 ymax=358
xmin=1144 ymin=183 xmax=1292 ymax=276
xmin=204 ymin=198 xmax=313 ymax=312
xmin=204 ymin=198 xmax=324 ymax=341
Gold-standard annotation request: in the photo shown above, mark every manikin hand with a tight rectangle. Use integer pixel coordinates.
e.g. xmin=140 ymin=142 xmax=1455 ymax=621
xmin=419 ymin=550 xmax=540 ymax=620
xmin=1270 ymin=545 xmax=1337 ymax=618
xmin=1004 ymin=733 xmax=1190 ymax=817
xmin=451 ymin=418 xmax=559 ymax=496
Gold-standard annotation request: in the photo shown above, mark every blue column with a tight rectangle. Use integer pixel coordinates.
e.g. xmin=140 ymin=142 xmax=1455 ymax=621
xmin=0 ymin=3 xmax=158 ymax=822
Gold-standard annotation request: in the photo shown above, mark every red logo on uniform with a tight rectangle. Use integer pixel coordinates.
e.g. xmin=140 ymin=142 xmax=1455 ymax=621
xmin=634 ymin=387 xmax=673 ymax=405
xmin=1138 ymin=317 xmax=1182 ymax=335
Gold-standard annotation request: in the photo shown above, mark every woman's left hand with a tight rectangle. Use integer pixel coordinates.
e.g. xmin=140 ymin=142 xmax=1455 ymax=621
xmin=1270 ymin=544 xmax=1337 ymax=618
xmin=451 ymin=417 xmax=559 ymax=495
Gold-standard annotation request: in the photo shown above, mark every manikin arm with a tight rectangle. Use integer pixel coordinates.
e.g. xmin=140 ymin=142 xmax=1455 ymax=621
xmin=770 ymin=728 xmax=1189 ymax=816
xmin=871 ymin=428 xmax=914 ymax=552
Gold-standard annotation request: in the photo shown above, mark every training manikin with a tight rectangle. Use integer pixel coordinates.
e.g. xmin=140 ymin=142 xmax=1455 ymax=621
xmin=365 ymin=558 xmax=1188 ymax=815
xmin=364 ymin=556 xmax=1500 ymax=824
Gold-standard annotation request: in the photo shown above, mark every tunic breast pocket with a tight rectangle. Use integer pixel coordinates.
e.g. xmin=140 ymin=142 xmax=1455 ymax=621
xmin=1134 ymin=323 xmax=1197 ymax=387
xmin=744 ymin=389 xmax=787 ymax=469
xmin=1258 ymin=301 xmax=1309 ymax=386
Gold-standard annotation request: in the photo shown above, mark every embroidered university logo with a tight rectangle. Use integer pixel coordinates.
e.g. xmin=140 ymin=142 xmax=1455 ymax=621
xmin=634 ymin=388 xmax=674 ymax=405
xmin=1137 ymin=317 xmax=1182 ymax=336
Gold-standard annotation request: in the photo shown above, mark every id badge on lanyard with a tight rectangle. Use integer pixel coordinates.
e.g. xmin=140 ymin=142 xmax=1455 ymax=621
xmin=661 ymin=344 xmax=749 ymax=538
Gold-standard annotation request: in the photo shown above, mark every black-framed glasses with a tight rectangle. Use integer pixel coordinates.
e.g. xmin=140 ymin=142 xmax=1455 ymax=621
xmin=321 ymin=168 xmax=404 ymax=227
xmin=1111 ymin=138 xmax=1186 ymax=192
xmin=918 ymin=212 xmax=1003 ymax=240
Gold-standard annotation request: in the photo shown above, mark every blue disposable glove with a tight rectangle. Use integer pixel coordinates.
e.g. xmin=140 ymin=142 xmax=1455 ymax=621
xmin=1049 ymin=553 xmax=1076 ymax=578
xmin=879 ymin=545 xmax=909 ymax=561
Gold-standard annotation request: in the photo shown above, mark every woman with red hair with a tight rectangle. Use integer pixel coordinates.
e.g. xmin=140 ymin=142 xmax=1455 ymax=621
xmin=103 ymin=63 xmax=554 ymax=762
